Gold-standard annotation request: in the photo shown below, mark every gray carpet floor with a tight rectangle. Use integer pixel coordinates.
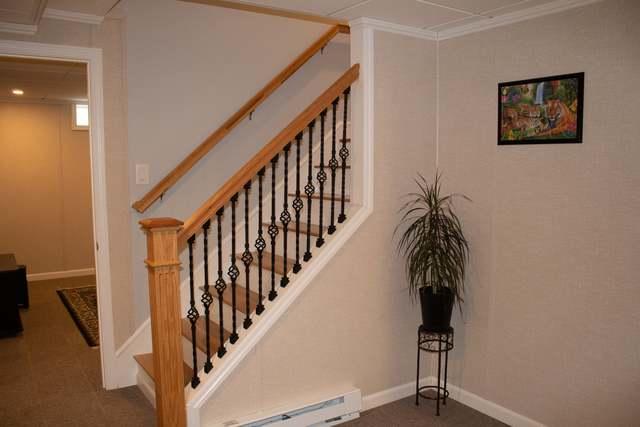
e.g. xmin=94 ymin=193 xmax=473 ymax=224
xmin=0 ymin=276 xmax=505 ymax=427
xmin=344 ymin=395 xmax=507 ymax=427
xmin=0 ymin=276 xmax=156 ymax=427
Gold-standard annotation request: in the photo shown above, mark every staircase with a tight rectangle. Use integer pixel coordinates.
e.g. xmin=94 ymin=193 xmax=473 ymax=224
xmin=131 ymin=24 xmax=363 ymax=426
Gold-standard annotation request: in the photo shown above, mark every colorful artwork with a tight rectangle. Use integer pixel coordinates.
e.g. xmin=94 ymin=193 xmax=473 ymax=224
xmin=498 ymin=73 xmax=584 ymax=145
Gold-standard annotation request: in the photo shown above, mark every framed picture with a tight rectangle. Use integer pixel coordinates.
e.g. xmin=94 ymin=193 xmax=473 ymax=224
xmin=498 ymin=72 xmax=584 ymax=145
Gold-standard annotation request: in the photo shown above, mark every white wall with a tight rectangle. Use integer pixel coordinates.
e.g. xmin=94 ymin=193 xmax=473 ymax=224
xmin=200 ymin=30 xmax=438 ymax=424
xmin=0 ymin=101 xmax=94 ymax=274
xmin=438 ymin=1 xmax=640 ymax=425
xmin=125 ymin=0 xmax=350 ymax=325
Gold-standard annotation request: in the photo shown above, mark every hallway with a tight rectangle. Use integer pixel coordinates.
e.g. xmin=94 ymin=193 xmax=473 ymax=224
xmin=0 ymin=276 xmax=155 ymax=427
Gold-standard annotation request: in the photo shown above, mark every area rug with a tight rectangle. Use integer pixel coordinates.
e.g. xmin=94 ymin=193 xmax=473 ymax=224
xmin=57 ymin=286 xmax=100 ymax=347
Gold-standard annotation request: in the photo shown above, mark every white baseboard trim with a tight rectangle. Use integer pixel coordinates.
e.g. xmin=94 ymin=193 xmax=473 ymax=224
xmin=362 ymin=377 xmax=429 ymax=411
xmin=28 ymin=268 xmax=96 ymax=281
xmin=362 ymin=376 xmax=545 ymax=427
xmin=432 ymin=377 xmax=546 ymax=427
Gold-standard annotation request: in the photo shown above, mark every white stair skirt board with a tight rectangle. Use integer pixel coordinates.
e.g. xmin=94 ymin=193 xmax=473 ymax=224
xmin=213 ymin=389 xmax=361 ymax=427
xmin=27 ymin=268 xmax=96 ymax=281
xmin=361 ymin=376 xmax=545 ymax=427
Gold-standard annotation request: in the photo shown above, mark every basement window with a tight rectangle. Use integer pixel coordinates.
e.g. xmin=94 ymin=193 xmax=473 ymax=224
xmin=73 ymin=103 xmax=89 ymax=130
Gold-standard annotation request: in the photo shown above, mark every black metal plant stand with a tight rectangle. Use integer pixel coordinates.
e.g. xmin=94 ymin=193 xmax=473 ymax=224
xmin=415 ymin=325 xmax=454 ymax=416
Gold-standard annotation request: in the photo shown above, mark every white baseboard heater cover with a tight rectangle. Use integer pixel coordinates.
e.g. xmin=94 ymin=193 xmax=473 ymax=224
xmin=221 ymin=389 xmax=361 ymax=427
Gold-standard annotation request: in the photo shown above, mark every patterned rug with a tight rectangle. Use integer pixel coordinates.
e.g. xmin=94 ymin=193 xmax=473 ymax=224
xmin=57 ymin=286 xmax=99 ymax=347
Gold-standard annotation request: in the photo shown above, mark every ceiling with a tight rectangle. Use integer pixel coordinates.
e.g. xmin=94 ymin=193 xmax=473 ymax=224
xmin=0 ymin=56 xmax=87 ymax=103
xmin=229 ymin=0 xmax=559 ymax=31
xmin=0 ymin=0 xmax=118 ymax=27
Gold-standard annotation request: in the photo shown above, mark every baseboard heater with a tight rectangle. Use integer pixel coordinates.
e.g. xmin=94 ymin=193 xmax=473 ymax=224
xmin=221 ymin=389 xmax=361 ymax=427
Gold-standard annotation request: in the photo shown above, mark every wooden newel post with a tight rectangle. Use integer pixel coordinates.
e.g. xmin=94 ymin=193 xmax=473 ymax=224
xmin=140 ymin=218 xmax=187 ymax=427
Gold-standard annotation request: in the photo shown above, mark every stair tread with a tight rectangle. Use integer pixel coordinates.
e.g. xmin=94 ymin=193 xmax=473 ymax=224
xmin=181 ymin=317 xmax=231 ymax=354
xmin=262 ymin=222 xmax=326 ymax=237
xmin=199 ymin=283 xmax=262 ymax=314
xmin=241 ymin=251 xmax=295 ymax=276
xmin=134 ymin=353 xmax=191 ymax=387
xmin=288 ymin=193 xmax=350 ymax=202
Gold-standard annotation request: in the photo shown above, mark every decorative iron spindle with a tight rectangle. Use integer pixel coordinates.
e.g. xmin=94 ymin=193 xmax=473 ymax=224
xmin=201 ymin=220 xmax=213 ymax=373
xmin=255 ymin=168 xmax=266 ymax=314
xmin=242 ymin=181 xmax=253 ymax=329
xmin=338 ymin=88 xmax=350 ymax=223
xmin=228 ymin=194 xmax=240 ymax=344
xmin=292 ymin=133 xmax=303 ymax=273
xmin=280 ymin=144 xmax=292 ymax=287
xmin=187 ymin=236 xmax=200 ymax=388
xmin=316 ymin=109 xmax=328 ymax=247
xmin=303 ymin=120 xmax=316 ymax=261
xmin=268 ymin=155 xmax=279 ymax=301
xmin=328 ymin=98 xmax=340 ymax=235
xmin=215 ymin=209 xmax=227 ymax=358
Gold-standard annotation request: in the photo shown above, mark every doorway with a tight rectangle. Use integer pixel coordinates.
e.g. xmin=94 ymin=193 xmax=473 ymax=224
xmin=0 ymin=40 xmax=117 ymax=390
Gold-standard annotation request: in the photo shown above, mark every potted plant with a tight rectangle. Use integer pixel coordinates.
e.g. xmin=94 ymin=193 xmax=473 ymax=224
xmin=395 ymin=173 xmax=469 ymax=331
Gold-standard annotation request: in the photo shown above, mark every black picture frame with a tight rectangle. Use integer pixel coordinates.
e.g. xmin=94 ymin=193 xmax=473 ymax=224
xmin=498 ymin=72 xmax=584 ymax=145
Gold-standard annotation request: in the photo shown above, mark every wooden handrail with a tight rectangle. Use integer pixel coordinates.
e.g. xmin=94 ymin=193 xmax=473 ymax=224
xmin=132 ymin=24 xmax=350 ymax=214
xmin=177 ymin=63 xmax=359 ymax=245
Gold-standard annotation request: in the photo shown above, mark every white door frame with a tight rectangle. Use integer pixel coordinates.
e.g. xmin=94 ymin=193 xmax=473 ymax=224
xmin=0 ymin=40 xmax=118 ymax=389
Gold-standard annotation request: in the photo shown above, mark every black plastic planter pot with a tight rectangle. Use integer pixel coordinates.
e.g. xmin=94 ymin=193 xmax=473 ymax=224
xmin=419 ymin=286 xmax=454 ymax=331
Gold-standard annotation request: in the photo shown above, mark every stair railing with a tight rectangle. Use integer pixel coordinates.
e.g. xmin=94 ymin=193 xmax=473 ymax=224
xmin=140 ymin=64 xmax=358 ymax=426
xmin=132 ymin=24 xmax=349 ymax=214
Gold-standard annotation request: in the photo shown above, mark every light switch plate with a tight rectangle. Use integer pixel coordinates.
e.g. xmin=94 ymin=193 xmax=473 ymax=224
xmin=136 ymin=164 xmax=149 ymax=185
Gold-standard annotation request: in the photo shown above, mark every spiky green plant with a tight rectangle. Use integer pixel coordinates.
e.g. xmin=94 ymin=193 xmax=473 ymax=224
xmin=395 ymin=173 xmax=470 ymax=307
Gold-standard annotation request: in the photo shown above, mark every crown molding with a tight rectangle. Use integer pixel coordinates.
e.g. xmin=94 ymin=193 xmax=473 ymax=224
xmin=437 ymin=0 xmax=604 ymax=40
xmin=42 ymin=8 xmax=104 ymax=25
xmin=0 ymin=22 xmax=38 ymax=35
xmin=350 ymin=17 xmax=437 ymax=41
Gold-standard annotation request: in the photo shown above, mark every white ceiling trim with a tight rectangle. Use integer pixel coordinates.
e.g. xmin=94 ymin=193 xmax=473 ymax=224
xmin=0 ymin=22 xmax=38 ymax=36
xmin=349 ymin=17 xmax=437 ymax=41
xmin=42 ymin=8 xmax=104 ymax=25
xmin=437 ymin=0 xmax=605 ymax=40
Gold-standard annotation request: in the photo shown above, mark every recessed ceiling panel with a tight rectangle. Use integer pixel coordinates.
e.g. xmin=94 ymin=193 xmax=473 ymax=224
xmin=0 ymin=0 xmax=45 ymax=25
xmin=46 ymin=0 xmax=119 ymax=16
xmin=423 ymin=0 xmax=521 ymax=15
xmin=241 ymin=0 xmax=366 ymax=16
xmin=335 ymin=0 xmax=467 ymax=29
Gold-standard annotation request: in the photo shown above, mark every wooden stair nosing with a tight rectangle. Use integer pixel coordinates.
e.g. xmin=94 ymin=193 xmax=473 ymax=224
xmin=262 ymin=221 xmax=326 ymax=237
xmin=288 ymin=193 xmax=350 ymax=202
xmin=198 ymin=283 xmax=262 ymax=314
xmin=240 ymin=251 xmax=296 ymax=276
xmin=134 ymin=353 xmax=191 ymax=387
xmin=181 ymin=317 xmax=231 ymax=355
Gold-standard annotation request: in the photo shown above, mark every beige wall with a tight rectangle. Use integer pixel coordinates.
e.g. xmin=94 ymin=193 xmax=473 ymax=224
xmin=0 ymin=13 xmax=135 ymax=347
xmin=125 ymin=0 xmax=351 ymax=326
xmin=201 ymin=31 xmax=437 ymax=423
xmin=0 ymin=102 xmax=93 ymax=274
xmin=438 ymin=1 xmax=640 ymax=425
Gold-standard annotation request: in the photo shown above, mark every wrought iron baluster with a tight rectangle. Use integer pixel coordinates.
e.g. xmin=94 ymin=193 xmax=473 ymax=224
xmin=187 ymin=236 xmax=200 ymax=388
xmin=280 ymin=144 xmax=292 ymax=287
xmin=268 ymin=155 xmax=279 ymax=301
xmin=328 ymin=98 xmax=339 ymax=234
xmin=338 ymin=88 xmax=350 ymax=223
xmin=303 ymin=120 xmax=316 ymax=261
xmin=316 ymin=109 xmax=328 ymax=247
xmin=215 ymin=209 xmax=227 ymax=358
xmin=255 ymin=168 xmax=266 ymax=314
xmin=292 ymin=133 xmax=303 ymax=273
xmin=201 ymin=221 xmax=213 ymax=373
xmin=228 ymin=194 xmax=240 ymax=344
xmin=242 ymin=181 xmax=253 ymax=329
